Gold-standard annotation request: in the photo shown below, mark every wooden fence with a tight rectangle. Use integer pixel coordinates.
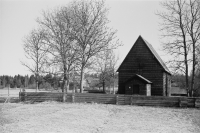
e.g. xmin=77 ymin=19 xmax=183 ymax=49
xmin=19 ymin=92 xmax=200 ymax=108
xmin=0 ymin=97 xmax=19 ymax=103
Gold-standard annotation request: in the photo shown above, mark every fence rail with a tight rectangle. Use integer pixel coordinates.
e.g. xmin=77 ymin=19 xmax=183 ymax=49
xmin=19 ymin=92 xmax=200 ymax=108
xmin=0 ymin=97 xmax=19 ymax=103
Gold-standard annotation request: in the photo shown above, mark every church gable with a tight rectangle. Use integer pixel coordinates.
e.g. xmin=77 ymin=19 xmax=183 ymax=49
xmin=117 ymin=35 xmax=171 ymax=96
xmin=117 ymin=35 xmax=166 ymax=74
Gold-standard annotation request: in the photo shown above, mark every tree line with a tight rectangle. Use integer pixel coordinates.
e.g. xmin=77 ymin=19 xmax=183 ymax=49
xmin=0 ymin=73 xmax=118 ymax=92
xmin=0 ymin=74 xmax=60 ymax=89
xmin=21 ymin=0 xmax=120 ymax=96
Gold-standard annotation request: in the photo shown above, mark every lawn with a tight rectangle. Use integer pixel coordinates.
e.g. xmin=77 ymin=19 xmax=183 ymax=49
xmin=0 ymin=102 xmax=200 ymax=133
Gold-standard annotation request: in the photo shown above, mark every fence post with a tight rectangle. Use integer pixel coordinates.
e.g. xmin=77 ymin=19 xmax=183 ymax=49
xmin=195 ymin=98 xmax=200 ymax=108
xmin=179 ymin=97 xmax=187 ymax=108
xmin=25 ymin=93 xmax=27 ymax=102
xmin=95 ymin=95 xmax=98 ymax=104
xmin=72 ymin=94 xmax=75 ymax=103
xmin=63 ymin=92 xmax=66 ymax=102
xmin=116 ymin=95 xmax=118 ymax=105
xmin=19 ymin=92 xmax=21 ymax=102
xmin=131 ymin=96 xmax=133 ymax=105
xmin=23 ymin=92 xmax=27 ymax=102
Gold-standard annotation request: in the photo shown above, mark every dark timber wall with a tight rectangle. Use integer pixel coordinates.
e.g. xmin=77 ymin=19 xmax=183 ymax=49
xmin=118 ymin=36 xmax=168 ymax=96
xmin=125 ymin=77 xmax=146 ymax=95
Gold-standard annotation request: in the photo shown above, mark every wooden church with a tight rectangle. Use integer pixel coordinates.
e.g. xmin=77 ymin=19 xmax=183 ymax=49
xmin=117 ymin=36 xmax=171 ymax=96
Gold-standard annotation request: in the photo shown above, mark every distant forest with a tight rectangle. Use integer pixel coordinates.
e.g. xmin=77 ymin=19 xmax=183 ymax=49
xmin=0 ymin=74 xmax=61 ymax=89
xmin=0 ymin=73 xmax=118 ymax=91
xmin=172 ymin=73 xmax=200 ymax=97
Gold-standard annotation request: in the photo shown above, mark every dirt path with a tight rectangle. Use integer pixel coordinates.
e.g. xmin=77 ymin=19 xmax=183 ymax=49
xmin=1 ymin=102 xmax=200 ymax=133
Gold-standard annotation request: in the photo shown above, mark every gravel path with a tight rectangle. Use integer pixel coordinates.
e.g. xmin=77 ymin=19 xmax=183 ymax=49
xmin=0 ymin=102 xmax=200 ymax=133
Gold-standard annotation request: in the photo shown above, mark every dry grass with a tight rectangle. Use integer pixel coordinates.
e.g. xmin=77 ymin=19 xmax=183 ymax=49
xmin=1 ymin=102 xmax=200 ymax=133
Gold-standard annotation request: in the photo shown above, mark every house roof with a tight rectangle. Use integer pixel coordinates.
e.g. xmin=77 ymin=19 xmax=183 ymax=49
xmin=142 ymin=37 xmax=171 ymax=74
xmin=117 ymin=35 xmax=171 ymax=75
xmin=125 ymin=74 xmax=152 ymax=84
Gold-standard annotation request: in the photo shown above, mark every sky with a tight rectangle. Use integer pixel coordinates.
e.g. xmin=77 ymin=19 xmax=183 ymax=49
xmin=0 ymin=0 xmax=165 ymax=76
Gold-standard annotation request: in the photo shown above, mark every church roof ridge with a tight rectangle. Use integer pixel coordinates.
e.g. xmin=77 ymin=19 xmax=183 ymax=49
xmin=117 ymin=35 xmax=171 ymax=75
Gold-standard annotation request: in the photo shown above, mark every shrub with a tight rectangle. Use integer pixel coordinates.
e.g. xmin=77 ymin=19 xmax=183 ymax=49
xmin=39 ymin=82 xmax=53 ymax=90
xmin=28 ymin=84 xmax=36 ymax=89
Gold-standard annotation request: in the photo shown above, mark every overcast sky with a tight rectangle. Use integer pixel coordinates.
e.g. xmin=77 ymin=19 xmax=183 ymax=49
xmin=0 ymin=0 xmax=165 ymax=76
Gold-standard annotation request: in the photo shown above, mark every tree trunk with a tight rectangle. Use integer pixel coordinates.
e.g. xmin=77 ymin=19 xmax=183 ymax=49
xmin=184 ymin=51 xmax=189 ymax=97
xmin=113 ymin=78 xmax=115 ymax=94
xmin=36 ymin=81 xmax=39 ymax=92
xmin=62 ymin=79 xmax=70 ymax=102
xmin=73 ymin=68 xmax=75 ymax=93
xmin=180 ymin=8 xmax=189 ymax=97
xmin=62 ymin=81 xmax=66 ymax=102
xmin=113 ymin=70 xmax=115 ymax=94
xmin=191 ymin=42 xmax=196 ymax=97
xmin=80 ymin=66 xmax=85 ymax=93
xmin=63 ymin=65 xmax=67 ymax=102
xmin=66 ymin=79 xmax=69 ymax=94
xmin=36 ymin=45 xmax=39 ymax=92
xmin=61 ymin=83 xmax=64 ymax=93
xmin=102 ymin=80 xmax=105 ymax=93
xmin=35 ymin=73 xmax=39 ymax=92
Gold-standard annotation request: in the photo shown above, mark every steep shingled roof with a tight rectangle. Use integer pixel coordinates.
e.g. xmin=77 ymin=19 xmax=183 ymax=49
xmin=141 ymin=36 xmax=171 ymax=74
xmin=117 ymin=35 xmax=171 ymax=74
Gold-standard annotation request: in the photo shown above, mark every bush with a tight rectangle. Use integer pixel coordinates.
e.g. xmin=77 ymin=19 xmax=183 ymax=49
xmin=28 ymin=84 xmax=36 ymax=89
xmin=39 ymin=82 xmax=53 ymax=90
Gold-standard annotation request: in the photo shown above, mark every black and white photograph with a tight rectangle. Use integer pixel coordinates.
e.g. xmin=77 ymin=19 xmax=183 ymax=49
xmin=0 ymin=0 xmax=200 ymax=132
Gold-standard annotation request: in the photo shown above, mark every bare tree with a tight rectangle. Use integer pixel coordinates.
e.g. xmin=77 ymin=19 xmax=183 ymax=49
xmin=158 ymin=0 xmax=200 ymax=97
xmin=69 ymin=0 xmax=119 ymax=93
xmin=38 ymin=7 xmax=78 ymax=101
xmin=185 ymin=0 xmax=200 ymax=96
xmin=95 ymin=48 xmax=119 ymax=93
xmin=96 ymin=48 xmax=111 ymax=93
xmin=157 ymin=0 xmax=191 ymax=96
xmin=22 ymin=29 xmax=48 ymax=92
xmin=109 ymin=50 xmax=119 ymax=94
xmin=197 ymin=46 xmax=200 ymax=69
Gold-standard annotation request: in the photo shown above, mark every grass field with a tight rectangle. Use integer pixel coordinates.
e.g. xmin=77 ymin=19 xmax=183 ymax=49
xmin=0 ymin=102 xmax=200 ymax=133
